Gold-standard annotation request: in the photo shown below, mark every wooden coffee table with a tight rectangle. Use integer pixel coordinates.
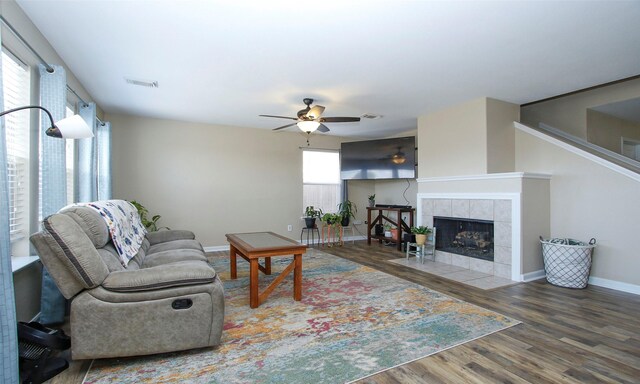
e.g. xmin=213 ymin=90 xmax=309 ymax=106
xmin=225 ymin=232 xmax=307 ymax=308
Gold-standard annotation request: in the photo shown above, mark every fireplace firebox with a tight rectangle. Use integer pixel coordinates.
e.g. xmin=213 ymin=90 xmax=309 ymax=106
xmin=434 ymin=216 xmax=494 ymax=261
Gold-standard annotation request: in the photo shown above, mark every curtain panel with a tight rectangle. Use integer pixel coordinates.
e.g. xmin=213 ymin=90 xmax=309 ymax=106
xmin=0 ymin=31 xmax=20 ymax=383
xmin=77 ymin=102 xmax=97 ymax=202
xmin=38 ymin=64 xmax=67 ymax=325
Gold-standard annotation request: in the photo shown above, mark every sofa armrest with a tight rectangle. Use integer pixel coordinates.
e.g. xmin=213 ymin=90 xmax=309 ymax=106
xmin=101 ymin=261 xmax=216 ymax=292
xmin=146 ymin=230 xmax=195 ymax=245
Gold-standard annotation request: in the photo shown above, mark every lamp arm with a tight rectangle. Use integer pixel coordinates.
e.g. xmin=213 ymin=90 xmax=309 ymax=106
xmin=0 ymin=105 xmax=62 ymax=138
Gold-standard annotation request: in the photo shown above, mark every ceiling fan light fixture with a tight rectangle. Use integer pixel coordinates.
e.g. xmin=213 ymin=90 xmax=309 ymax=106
xmin=391 ymin=153 xmax=406 ymax=164
xmin=297 ymin=120 xmax=320 ymax=133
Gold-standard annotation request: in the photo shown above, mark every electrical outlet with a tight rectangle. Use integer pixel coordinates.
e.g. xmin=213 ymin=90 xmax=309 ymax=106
xmin=287 ymin=225 xmax=292 ymax=231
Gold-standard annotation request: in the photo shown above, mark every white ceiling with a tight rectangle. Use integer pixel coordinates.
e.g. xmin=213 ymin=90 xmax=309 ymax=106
xmin=16 ymin=0 xmax=640 ymax=138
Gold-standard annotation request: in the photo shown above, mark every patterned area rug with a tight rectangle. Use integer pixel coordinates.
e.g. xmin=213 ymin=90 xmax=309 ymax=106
xmin=84 ymin=249 xmax=519 ymax=384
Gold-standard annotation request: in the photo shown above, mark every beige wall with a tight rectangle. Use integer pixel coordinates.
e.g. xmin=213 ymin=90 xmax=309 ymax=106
xmin=587 ymin=109 xmax=640 ymax=154
xmin=515 ymin=128 xmax=640 ymax=286
xmin=418 ymin=97 xmax=518 ymax=177
xmin=108 ymin=113 xmax=345 ymax=247
xmin=418 ymin=98 xmax=487 ymax=177
xmin=521 ymin=77 xmax=640 ymax=139
xmin=486 ymin=98 xmax=519 ymax=173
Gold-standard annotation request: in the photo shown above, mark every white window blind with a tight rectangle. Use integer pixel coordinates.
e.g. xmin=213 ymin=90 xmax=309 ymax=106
xmin=2 ymin=50 xmax=30 ymax=242
xmin=303 ymin=150 xmax=341 ymax=214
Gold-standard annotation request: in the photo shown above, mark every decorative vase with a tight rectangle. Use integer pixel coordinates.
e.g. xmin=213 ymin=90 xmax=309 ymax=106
xmin=415 ymin=234 xmax=427 ymax=246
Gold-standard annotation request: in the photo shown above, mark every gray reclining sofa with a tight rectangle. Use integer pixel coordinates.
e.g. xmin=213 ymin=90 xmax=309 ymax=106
xmin=30 ymin=202 xmax=225 ymax=360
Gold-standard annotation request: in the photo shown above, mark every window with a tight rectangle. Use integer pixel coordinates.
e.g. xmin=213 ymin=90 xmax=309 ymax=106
xmin=302 ymin=150 xmax=341 ymax=214
xmin=2 ymin=49 xmax=31 ymax=246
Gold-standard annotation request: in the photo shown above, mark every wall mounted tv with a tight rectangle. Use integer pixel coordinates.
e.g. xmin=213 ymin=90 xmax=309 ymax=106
xmin=341 ymin=136 xmax=416 ymax=180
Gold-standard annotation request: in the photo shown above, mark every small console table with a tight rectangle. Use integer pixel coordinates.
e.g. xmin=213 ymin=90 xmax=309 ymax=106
xmin=366 ymin=206 xmax=414 ymax=251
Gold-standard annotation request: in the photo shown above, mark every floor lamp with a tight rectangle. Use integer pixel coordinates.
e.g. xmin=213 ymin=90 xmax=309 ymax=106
xmin=0 ymin=105 xmax=93 ymax=139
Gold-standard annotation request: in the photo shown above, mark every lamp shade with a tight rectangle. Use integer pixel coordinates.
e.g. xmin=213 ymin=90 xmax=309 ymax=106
xmin=48 ymin=114 xmax=93 ymax=139
xmin=297 ymin=120 xmax=320 ymax=133
xmin=0 ymin=105 xmax=93 ymax=139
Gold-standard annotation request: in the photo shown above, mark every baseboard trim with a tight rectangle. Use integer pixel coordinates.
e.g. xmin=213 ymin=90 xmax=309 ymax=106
xmin=589 ymin=276 xmax=640 ymax=295
xmin=521 ymin=269 xmax=546 ymax=282
xmin=203 ymin=245 xmax=229 ymax=252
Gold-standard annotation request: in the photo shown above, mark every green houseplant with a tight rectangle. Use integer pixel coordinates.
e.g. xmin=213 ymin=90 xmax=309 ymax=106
xmin=337 ymin=200 xmax=357 ymax=226
xmin=303 ymin=206 xmax=323 ymax=228
xmin=368 ymin=194 xmax=376 ymax=207
xmin=411 ymin=226 xmax=432 ymax=246
xmin=130 ymin=200 xmax=169 ymax=231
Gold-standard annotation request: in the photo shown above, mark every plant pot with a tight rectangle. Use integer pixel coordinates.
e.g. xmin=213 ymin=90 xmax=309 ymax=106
xmin=368 ymin=200 xmax=375 ymax=207
xmin=375 ymin=224 xmax=384 ymax=236
xmin=304 ymin=217 xmax=316 ymax=229
xmin=415 ymin=234 xmax=427 ymax=246
xmin=341 ymin=216 xmax=350 ymax=227
xmin=390 ymin=229 xmax=399 ymax=240
xmin=384 ymin=230 xmax=392 ymax=238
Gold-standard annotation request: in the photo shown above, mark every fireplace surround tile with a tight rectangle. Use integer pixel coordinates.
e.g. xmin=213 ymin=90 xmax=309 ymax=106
xmin=469 ymin=199 xmax=494 ymax=220
xmin=494 ymin=245 xmax=512 ymax=265
xmin=494 ymin=222 xmax=512 ymax=247
xmin=433 ymin=199 xmax=452 ymax=217
xmin=494 ymin=262 xmax=511 ymax=279
xmin=451 ymin=254 xmax=470 ymax=269
xmin=435 ymin=250 xmax=452 ymax=264
xmin=451 ymin=199 xmax=470 ymax=218
xmin=469 ymin=258 xmax=494 ymax=275
xmin=494 ymin=199 xmax=512 ymax=223
xmin=422 ymin=199 xmax=434 ymax=217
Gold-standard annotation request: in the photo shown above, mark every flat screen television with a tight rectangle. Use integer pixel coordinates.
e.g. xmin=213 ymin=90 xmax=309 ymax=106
xmin=341 ymin=136 xmax=415 ymax=180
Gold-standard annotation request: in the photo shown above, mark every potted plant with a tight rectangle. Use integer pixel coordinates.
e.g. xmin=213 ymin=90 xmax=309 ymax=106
xmin=338 ymin=200 xmax=357 ymax=227
xmin=383 ymin=223 xmax=392 ymax=238
xmin=321 ymin=213 xmax=343 ymax=245
xmin=411 ymin=226 xmax=432 ymax=246
xmin=389 ymin=225 xmax=399 ymax=241
xmin=130 ymin=200 xmax=169 ymax=231
xmin=368 ymin=194 xmax=376 ymax=207
xmin=303 ymin=206 xmax=322 ymax=228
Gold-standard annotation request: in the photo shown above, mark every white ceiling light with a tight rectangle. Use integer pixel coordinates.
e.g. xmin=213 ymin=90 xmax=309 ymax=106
xmin=297 ymin=121 xmax=320 ymax=133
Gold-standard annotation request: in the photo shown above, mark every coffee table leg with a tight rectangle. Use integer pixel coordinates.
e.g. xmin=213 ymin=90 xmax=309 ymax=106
xmin=293 ymin=253 xmax=302 ymax=301
xmin=265 ymin=257 xmax=271 ymax=275
xmin=250 ymin=258 xmax=259 ymax=308
xmin=230 ymin=244 xmax=237 ymax=279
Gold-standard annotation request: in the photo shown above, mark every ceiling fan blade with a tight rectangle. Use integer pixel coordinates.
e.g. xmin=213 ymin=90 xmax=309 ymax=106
xmin=307 ymin=105 xmax=325 ymax=119
xmin=273 ymin=122 xmax=298 ymax=131
xmin=317 ymin=123 xmax=330 ymax=133
xmin=260 ymin=114 xmax=298 ymax=120
xmin=319 ymin=117 xmax=361 ymax=123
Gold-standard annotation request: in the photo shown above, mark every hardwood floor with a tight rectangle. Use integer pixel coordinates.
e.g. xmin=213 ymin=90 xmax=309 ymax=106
xmin=48 ymin=241 xmax=640 ymax=383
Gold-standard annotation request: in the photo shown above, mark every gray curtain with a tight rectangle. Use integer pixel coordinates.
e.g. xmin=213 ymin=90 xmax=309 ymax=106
xmin=0 ymin=30 xmax=20 ymax=384
xmin=38 ymin=64 xmax=67 ymax=325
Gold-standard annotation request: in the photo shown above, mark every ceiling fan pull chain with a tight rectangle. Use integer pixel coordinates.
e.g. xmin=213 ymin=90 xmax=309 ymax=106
xmin=307 ymin=132 xmax=311 ymax=146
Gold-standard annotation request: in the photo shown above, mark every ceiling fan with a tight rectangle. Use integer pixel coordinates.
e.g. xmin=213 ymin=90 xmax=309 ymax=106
xmin=260 ymin=98 xmax=361 ymax=133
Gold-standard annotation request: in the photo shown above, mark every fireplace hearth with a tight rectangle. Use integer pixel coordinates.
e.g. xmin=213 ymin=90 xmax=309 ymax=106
xmin=434 ymin=216 xmax=494 ymax=261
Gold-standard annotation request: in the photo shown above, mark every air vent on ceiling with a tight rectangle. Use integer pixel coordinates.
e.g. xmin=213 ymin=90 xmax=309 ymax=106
xmin=125 ymin=78 xmax=158 ymax=88
xmin=361 ymin=113 xmax=382 ymax=120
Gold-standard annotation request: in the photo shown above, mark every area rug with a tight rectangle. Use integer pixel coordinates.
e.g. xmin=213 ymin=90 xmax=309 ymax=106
xmin=83 ymin=249 xmax=519 ymax=384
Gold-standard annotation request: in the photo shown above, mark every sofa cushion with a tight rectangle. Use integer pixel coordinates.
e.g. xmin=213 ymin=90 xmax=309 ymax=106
xmin=142 ymin=249 xmax=207 ymax=268
xmin=42 ymin=214 xmax=110 ymax=288
xmin=101 ymin=261 xmax=217 ymax=292
xmin=60 ymin=206 xmax=110 ymax=248
xmin=147 ymin=239 xmax=204 ymax=255
xmin=146 ymin=230 xmax=195 ymax=245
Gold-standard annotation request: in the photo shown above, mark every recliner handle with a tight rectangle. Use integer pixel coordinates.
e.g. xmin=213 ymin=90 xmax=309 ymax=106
xmin=171 ymin=298 xmax=193 ymax=310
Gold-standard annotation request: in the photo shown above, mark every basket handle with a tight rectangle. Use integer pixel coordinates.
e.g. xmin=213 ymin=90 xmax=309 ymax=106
xmin=589 ymin=238 xmax=596 ymax=245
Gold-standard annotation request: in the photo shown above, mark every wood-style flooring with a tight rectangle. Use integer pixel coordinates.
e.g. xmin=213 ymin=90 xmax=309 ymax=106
xmin=49 ymin=241 xmax=640 ymax=383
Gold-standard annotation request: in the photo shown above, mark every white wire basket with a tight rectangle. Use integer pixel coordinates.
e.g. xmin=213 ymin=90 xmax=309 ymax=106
xmin=540 ymin=237 xmax=596 ymax=289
